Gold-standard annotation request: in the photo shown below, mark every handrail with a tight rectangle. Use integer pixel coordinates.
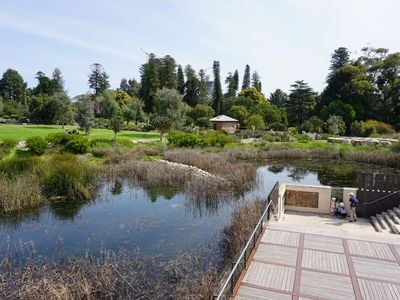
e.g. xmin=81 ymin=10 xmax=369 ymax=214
xmin=362 ymin=190 xmax=400 ymax=206
xmin=213 ymin=196 xmax=274 ymax=300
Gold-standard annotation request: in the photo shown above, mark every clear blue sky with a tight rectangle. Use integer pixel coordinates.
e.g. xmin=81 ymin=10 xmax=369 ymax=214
xmin=1 ymin=0 xmax=399 ymax=97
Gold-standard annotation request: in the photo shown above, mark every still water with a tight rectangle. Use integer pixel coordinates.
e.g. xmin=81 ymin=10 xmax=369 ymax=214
xmin=0 ymin=160 xmax=396 ymax=261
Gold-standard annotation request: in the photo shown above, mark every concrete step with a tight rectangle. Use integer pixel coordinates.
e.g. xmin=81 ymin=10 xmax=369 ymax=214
xmin=394 ymin=207 xmax=400 ymax=218
xmin=382 ymin=212 xmax=400 ymax=234
xmin=376 ymin=214 xmax=388 ymax=230
xmin=388 ymin=210 xmax=400 ymax=224
xmin=370 ymin=216 xmax=383 ymax=232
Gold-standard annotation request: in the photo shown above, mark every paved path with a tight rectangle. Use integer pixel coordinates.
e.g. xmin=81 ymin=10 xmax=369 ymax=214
xmin=235 ymin=212 xmax=400 ymax=300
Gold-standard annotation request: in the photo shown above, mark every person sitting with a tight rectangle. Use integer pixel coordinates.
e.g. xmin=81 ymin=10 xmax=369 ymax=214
xmin=334 ymin=203 xmax=347 ymax=218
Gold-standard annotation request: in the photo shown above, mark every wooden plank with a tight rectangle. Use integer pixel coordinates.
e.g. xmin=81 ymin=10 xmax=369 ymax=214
xmin=235 ymin=285 xmax=292 ymax=300
xmin=253 ymin=243 xmax=298 ymax=267
xmin=303 ymin=234 xmax=344 ymax=253
xmin=261 ymin=230 xmax=300 ymax=247
xmin=352 ymin=256 xmax=400 ymax=283
xmin=358 ymin=278 xmax=400 ymax=300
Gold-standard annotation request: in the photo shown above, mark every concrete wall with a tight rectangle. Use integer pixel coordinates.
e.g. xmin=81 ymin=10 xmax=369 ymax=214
xmin=212 ymin=122 xmax=239 ymax=133
xmin=284 ymin=183 xmax=332 ymax=214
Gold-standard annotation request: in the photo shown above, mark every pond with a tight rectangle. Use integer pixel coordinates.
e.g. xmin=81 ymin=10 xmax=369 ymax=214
xmin=0 ymin=160 xmax=398 ymax=264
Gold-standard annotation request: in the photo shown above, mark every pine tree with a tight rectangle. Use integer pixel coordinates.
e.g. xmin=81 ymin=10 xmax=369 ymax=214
xmin=330 ymin=47 xmax=350 ymax=71
xmin=139 ymin=53 xmax=160 ymax=113
xmin=88 ymin=63 xmax=110 ymax=96
xmin=183 ymin=65 xmax=200 ymax=107
xmin=212 ymin=61 xmax=223 ymax=115
xmin=177 ymin=65 xmax=185 ymax=95
xmin=51 ymin=68 xmax=65 ymax=93
xmin=233 ymin=70 xmax=239 ymax=91
xmin=286 ymin=80 xmax=315 ymax=127
xmin=159 ymin=55 xmax=177 ymax=89
xmin=0 ymin=69 xmax=27 ymax=104
xmin=251 ymin=71 xmax=262 ymax=92
xmin=198 ymin=69 xmax=209 ymax=104
xmin=242 ymin=64 xmax=250 ymax=90
xmin=225 ymin=72 xmax=236 ymax=98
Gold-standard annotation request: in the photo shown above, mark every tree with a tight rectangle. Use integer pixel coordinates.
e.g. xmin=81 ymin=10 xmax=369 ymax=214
xmin=110 ymin=114 xmax=124 ymax=143
xmin=270 ymin=89 xmax=288 ymax=108
xmin=0 ymin=69 xmax=28 ymax=104
xmin=177 ymin=65 xmax=185 ymax=95
xmin=33 ymin=71 xmax=54 ymax=96
xmin=198 ymin=69 xmax=209 ymax=104
xmin=50 ymin=92 xmax=73 ymax=127
xmin=51 ymin=68 xmax=65 ymax=93
xmin=212 ymin=61 xmax=223 ymax=115
xmin=152 ymin=115 xmax=172 ymax=142
xmin=188 ymin=104 xmax=214 ymax=127
xmin=183 ymin=65 xmax=200 ymax=106
xmin=325 ymin=115 xmax=346 ymax=135
xmin=228 ymin=105 xmax=249 ymax=127
xmin=251 ymin=71 xmax=262 ymax=92
xmin=0 ymin=96 xmax=3 ymax=115
xmin=155 ymin=88 xmax=186 ymax=128
xmin=320 ymin=100 xmax=356 ymax=130
xmin=330 ymin=47 xmax=350 ymax=71
xmin=159 ymin=55 xmax=177 ymax=89
xmin=286 ymin=80 xmax=316 ymax=127
xmin=139 ymin=54 xmax=160 ymax=113
xmin=97 ymin=90 xmax=120 ymax=118
xmin=29 ymin=93 xmax=52 ymax=123
xmin=75 ymin=95 xmax=95 ymax=135
xmin=88 ymin=63 xmax=110 ymax=96
xmin=242 ymin=64 xmax=250 ymax=90
xmin=233 ymin=70 xmax=239 ymax=91
xmin=247 ymin=114 xmax=265 ymax=130
xmin=119 ymin=78 xmax=140 ymax=97
xmin=123 ymin=98 xmax=145 ymax=125
xmin=225 ymin=72 xmax=236 ymax=98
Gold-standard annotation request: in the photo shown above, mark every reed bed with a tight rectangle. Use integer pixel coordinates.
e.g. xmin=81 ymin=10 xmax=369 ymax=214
xmin=343 ymin=151 xmax=400 ymax=169
xmin=221 ymin=197 xmax=264 ymax=261
xmin=0 ymin=249 xmax=220 ymax=300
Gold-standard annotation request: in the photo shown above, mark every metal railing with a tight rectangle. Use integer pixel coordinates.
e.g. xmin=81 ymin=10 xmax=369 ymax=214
xmin=212 ymin=182 xmax=278 ymax=300
xmin=358 ymin=190 xmax=400 ymax=217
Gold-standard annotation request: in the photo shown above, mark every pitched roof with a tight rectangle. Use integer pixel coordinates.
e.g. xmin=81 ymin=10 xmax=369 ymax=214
xmin=209 ymin=115 xmax=238 ymax=122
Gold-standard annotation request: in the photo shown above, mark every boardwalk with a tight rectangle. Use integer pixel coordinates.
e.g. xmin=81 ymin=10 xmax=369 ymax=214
xmin=234 ymin=212 xmax=400 ymax=300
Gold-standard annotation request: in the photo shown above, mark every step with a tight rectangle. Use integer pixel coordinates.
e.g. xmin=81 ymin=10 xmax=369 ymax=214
xmin=370 ymin=216 xmax=383 ymax=232
xmin=393 ymin=207 xmax=400 ymax=218
xmin=376 ymin=214 xmax=388 ymax=230
xmin=388 ymin=210 xmax=400 ymax=224
xmin=382 ymin=212 xmax=400 ymax=234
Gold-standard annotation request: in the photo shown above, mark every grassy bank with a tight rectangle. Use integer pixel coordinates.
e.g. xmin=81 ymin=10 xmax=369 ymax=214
xmin=0 ymin=124 xmax=159 ymax=141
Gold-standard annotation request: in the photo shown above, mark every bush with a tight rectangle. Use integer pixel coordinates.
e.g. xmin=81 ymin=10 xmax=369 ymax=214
xmin=93 ymin=117 xmax=111 ymax=129
xmin=364 ymin=120 xmax=396 ymax=135
xmin=267 ymin=122 xmax=287 ymax=131
xmin=44 ymin=155 xmax=97 ymax=200
xmin=325 ymin=115 xmax=346 ymax=135
xmin=167 ymin=131 xmax=202 ymax=147
xmin=349 ymin=121 xmax=376 ymax=137
xmin=90 ymin=138 xmax=133 ymax=148
xmin=26 ymin=136 xmax=48 ymax=155
xmin=246 ymin=114 xmax=265 ymax=130
xmin=391 ymin=141 xmax=400 ymax=153
xmin=301 ymin=116 xmax=324 ymax=133
xmin=200 ymin=130 xmax=235 ymax=147
xmin=46 ymin=132 xmax=73 ymax=146
xmin=63 ymin=136 xmax=90 ymax=154
xmin=0 ymin=139 xmax=17 ymax=157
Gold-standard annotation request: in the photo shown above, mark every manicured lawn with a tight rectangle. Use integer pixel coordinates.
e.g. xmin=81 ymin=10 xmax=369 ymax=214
xmin=0 ymin=124 xmax=159 ymax=141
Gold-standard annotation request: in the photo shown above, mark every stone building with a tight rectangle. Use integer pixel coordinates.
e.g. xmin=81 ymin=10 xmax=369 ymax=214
xmin=210 ymin=115 xmax=239 ymax=133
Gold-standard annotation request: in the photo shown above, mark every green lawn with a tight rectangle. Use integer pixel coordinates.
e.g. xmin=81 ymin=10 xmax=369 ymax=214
xmin=0 ymin=124 xmax=159 ymax=141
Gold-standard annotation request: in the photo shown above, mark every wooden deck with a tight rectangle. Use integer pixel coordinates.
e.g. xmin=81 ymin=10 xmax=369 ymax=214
xmin=235 ymin=219 xmax=400 ymax=300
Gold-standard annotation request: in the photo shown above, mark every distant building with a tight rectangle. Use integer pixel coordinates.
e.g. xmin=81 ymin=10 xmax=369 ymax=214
xmin=210 ymin=115 xmax=239 ymax=134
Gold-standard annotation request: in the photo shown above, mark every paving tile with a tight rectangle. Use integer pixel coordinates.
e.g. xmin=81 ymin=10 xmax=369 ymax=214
xmin=236 ymin=285 xmax=292 ymax=300
xmin=300 ymin=269 xmax=354 ymax=300
xmin=302 ymin=249 xmax=349 ymax=274
xmin=352 ymin=256 xmax=400 ymax=283
xmin=358 ymin=278 xmax=400 ymax=300
xmin=347 ymin=240 xmax=395 ymax=260
xmin=243 ymin=261 xmax=295 ymax=292
xmin=254 ymin=243 xmax=298 ymax=266
xmin=261 ymin=230 xmax=299 ymax=247
xmin=303 ymin=234 xmax=344 ymax=253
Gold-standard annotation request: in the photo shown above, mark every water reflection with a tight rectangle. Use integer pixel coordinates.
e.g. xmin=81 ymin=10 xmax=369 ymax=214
xmin=49 ymin=201 xmax=86 ymax=220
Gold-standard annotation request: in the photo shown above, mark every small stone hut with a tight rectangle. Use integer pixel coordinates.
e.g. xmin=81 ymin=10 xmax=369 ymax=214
xmin=210 ymin=115 xmax=239 ymax=133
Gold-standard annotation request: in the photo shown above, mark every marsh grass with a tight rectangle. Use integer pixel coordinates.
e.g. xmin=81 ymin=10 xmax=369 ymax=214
xmin=221 ymin=197 xmax=264 ymax=261
xmin=1 ymin=249 xmax=220 ymax=300
xmin=0 ymin=173 xmax=44 ymax=213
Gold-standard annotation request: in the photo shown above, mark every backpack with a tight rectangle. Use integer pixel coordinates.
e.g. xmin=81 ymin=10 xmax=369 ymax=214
xmin=352 ymin=198 xmax=359 ymax=207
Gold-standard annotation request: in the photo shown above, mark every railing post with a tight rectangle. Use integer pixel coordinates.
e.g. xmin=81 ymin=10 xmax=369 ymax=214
xmin=230 ymin=262 xmax=235 ymax=296
xmin=243 ymin=239 xmax=247 ymax=269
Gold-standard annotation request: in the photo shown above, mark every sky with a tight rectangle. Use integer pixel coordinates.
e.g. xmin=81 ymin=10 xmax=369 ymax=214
xmin=1 ymin=0 xmax=400 ymax=97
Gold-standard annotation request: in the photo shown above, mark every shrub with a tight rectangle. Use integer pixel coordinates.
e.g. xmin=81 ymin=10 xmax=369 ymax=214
xmin=246 ymin=114 xmax=265 ymax=130
xmin=26 ymin=136 xmax=48 ymax=155
xmin=93 ymin=117 xmax=111 ymax=129
xmin=44 ymin=155 xmax=97 ymax=200
xmin=391 ymin=141 xmax=400 ymax=153
xmin=301 ymin=116 xmax=324 ymax=133
xmin=364 ymin=120 xmax=396 ymax=135
xmin=349 ymin=121 xmax=376 ymax=137
xmin=90 ymin=138 xmax=133 ymax=148
xmin=0 ymin=138 xmax=17 ymax=157
xmin=46 ymin=132 xmax=73 ymax=146
xmin=63 ymin=136 xmax=90 ymax=154
xmin=167 ymin=131 xmax=202 ymax=147
xmin=267 ymin=122 xmax=287 ymax=131
xmin=200 ymin=130 xmax=235 ymax=147
xmin=325 ymin=115 xmax=346 ymax=135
